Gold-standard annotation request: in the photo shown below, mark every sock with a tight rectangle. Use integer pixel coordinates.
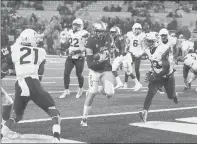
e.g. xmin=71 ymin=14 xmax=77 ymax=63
xmin=52 ymin=124 xmax=61 ymax=140
xmin=115 ymin=76 xmax=122 ymax=84
xmin=134 ymin=78 xmax=139 ymax=85
xmin=83 ymin=105 xmax=91 ymax=119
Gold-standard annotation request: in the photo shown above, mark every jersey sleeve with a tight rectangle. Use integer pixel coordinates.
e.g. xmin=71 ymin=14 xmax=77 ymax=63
xmin=85 ymin=36 xmax=94 ymax=52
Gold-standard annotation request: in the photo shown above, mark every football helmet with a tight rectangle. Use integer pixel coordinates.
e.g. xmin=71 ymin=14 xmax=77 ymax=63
xmin=17 ymin=29 xmax=38 ymax=47
xmin=159 ymin=28 xmax=169 ymax=43
xmin=72 ymin=18 xmax=84 ymax=32
xmin=110 ymin=26 xmax=121 ymax=38
xmin=132 ymin=23 xmax=142 ymax=35
xmin=92 ymin=21 xmax=107 ymax=40
xmin=145 ymin=32 xmax=158 ymax=49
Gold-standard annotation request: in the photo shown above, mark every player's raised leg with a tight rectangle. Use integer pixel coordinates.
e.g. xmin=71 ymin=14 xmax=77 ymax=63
xmin=100 ymin=71 xmax=115 ymax=98
xmin=74 ymin=58 xmax=85 ymax=98
xmin=122 ymin=54 xmax=142 ymax=91
xmin=163 ymin=74 xmax=179 ymax=104
xmin=60 ymin=58 xmax=74 ymax=98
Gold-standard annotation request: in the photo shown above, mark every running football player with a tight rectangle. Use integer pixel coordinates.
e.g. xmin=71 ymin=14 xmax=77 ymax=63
xmin=1 ymin=29 xmax=61 ymax=143
xmin=80 ymin=22 xmax=115 ymax=126
xmin=139 ymin=33 xmax=179 ymax=123
xmin=60 ymin=18 xmax=89 ymax=99
xmin=124 ymin=23 xmax=146 ymax=88
xmin=1 ymin=32 xmax=14 ymax=126
xmin=176 ymin=49 xmax=197 ymax=91
xmin=110 ymin=26 xmax=142 ymax=90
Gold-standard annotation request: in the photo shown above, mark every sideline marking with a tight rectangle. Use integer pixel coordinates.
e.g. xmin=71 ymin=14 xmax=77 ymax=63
xmin=18 ymin=106 xmax=197 ymax=124
xmin=176 ymin=117 xmax=197 ymax=124
xmin=130 ymin=121 xmax=197 ymax=136
xmin=2 ymin=134 xmax=84 ymax=143
xmin=3 ymin=74 xmax=187 ymax=80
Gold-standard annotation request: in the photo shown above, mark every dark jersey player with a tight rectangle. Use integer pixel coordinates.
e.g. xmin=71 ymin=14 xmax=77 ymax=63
xmin=80 ymin=21 xmax=115 ymax=126
xmin=1 ymin=32 xmax=14 ymax=127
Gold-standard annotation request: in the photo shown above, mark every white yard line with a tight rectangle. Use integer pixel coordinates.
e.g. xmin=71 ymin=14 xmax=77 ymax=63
xmin=18 ymin=106 xmax=197 ymax=123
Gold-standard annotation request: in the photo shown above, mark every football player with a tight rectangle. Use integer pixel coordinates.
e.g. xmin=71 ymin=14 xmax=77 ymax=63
xmin=139 ymin=33 xmax=179 ymax=123
xmin=60 ymin=18 xmax=89 ymax=99
xmin=1 ymin=29 xmax=61 ymax=143
xmin=176 ymin=51 xmax=197 ymax=91
xmin=80 ymin=21 xmax=115 ymax=126
xmin=1 ymin=32 xmax=14 ymax=126
xmin=110 ymin=26 xmax=142 ymax=90
xmin=124 ymin=23 xmax=146 ymax=88
xmin=180 ymin=37 xmax=195 ymax=57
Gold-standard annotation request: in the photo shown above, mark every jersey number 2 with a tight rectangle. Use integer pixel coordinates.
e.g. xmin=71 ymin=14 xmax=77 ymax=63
xmin=69 ymin=38 xmax=79 ymax=47
xmin=20 ymin=47 xmax=38 ymax=65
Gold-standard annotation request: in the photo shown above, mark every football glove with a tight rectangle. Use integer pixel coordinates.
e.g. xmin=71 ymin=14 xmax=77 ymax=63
xmin=145 ymin=71 xmax=155 ymax=83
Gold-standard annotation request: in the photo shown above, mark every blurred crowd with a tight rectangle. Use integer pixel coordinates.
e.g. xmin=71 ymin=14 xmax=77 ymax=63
xmin=1 ymin=0 xmax=197 ymax=55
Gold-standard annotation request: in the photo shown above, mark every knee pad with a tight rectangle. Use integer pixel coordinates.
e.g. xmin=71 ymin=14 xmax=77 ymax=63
xmin=47 ymin=106 xmax=60 ymax=118
xmin=104 ymin=80 xmax=115 ymax=97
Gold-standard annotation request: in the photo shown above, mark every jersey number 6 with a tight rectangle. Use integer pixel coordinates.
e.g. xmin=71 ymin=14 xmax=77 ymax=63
xmin=133 ymin=40 xmax=138 ymax=47
xmin=20 ymin=47 xmax=38 ymax=65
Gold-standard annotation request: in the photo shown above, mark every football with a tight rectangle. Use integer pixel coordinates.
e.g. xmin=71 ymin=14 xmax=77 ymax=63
xmin=93 ymin=53 xmax=100 ymax=60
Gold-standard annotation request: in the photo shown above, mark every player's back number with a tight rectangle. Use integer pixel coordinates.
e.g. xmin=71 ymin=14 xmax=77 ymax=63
xmin=20 ymin=47 xmax=38 ymax=65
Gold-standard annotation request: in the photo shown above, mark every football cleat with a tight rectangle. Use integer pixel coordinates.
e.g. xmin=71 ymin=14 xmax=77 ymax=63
xmin=133 ymin=83 xmax=142 ymax=91
xmin=173 ymin=95 xmax=179 ymax=104
xmin=80 ymin=118 xmax=88 ymax=127
xmin=123 ymin=83 xmax=128 ymax=88
xmin=138 ymin=110 xmax=148 ymax=123
xmin=59 ymin=89 xmax=70 ymax=98
xmin=76 ymin=88 xmax=83 ymax=99
xmin=52 ymin=137 xmax=60 ymax=143
xmin=1 ymin=125 xmax=21 ymax=139
xmin=114 ymin=82 xmax=124 ymax=89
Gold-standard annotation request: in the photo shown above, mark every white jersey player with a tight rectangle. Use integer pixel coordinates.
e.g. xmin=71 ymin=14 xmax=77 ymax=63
xmin=159 ymin=28 xmax=177 ymax=68
xmin=1 ymin=29 xmax=61 ymax=143
xmin=60 ymin=18 xmax=89 ymax=99
xmin=123 ymin=23 xmax=146 ymax=87
xmin=111 ymin=26 xmax=142 ymax=91
xmin=181 ymin=38 xmax=194 ymax=57
xmin=182 ymin=53 xmax=197 ymax=91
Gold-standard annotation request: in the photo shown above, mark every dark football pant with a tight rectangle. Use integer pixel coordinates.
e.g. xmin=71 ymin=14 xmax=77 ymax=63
xmin=125 ymin=54 xmax=141 ymax=82
xmin=64 ymin=57 xmax=85 ymax=89
xmin=143 ymin=73 xmax=176 ymax=111
xmin=12 ymin=77 xmax=58 ymax=122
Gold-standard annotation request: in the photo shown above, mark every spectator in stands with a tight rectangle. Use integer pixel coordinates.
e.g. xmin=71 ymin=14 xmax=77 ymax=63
xmin=103 ymin=6 xmax=109 ymax=12
xmin=110 ymin=4 xmax=115 ymax=12
xmin=116 ymin=5 xmax=122 ymax=12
